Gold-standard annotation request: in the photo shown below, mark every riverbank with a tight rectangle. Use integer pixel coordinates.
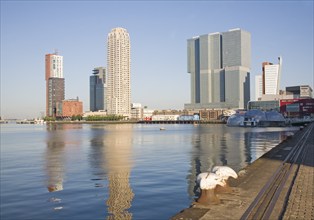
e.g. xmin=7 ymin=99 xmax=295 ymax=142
xmin=171 ymin=122 xmax=314 ymax=219
xmin=44 ymin=119 xmax=225 ymax=124
xmin=45 ymin=120 xmax=138 ymax=124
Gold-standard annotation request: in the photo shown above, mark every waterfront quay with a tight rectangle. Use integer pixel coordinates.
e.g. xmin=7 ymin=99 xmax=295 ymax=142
xmin=171 ymin=122 xmax=314 ymax=220
xmin=45 ymin=119 xmax=225 ymax=124
xmin=138 ymin=120 xmax=224 ymax=124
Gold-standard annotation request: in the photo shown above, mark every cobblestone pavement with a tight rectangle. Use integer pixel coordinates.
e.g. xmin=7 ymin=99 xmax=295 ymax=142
xmin=282 ymin=127 xmax=314 ymax=220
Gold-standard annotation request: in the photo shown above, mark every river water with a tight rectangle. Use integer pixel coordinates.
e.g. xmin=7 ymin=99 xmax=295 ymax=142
xmin=0 ymin=123 xmax=299 ymax=219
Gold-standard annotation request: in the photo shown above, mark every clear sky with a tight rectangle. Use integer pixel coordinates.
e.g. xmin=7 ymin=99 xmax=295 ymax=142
xmin=1 ymin=1 xmax=313 ymax=119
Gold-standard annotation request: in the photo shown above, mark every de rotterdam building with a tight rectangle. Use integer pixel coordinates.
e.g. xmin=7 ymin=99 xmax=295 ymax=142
xmin=185 ymin=28 xmax=251 ymax=110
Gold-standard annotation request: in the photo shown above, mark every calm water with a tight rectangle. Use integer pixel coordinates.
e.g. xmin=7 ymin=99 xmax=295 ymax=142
xmin=0 ymin=123 xmax=299 ymax=220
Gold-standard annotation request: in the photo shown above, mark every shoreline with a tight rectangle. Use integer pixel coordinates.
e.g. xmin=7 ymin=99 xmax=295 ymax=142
xmin=44 ymin=120 xmax=225 ymax=124
xmin=171 ymin=123 xmax=313 ymax=219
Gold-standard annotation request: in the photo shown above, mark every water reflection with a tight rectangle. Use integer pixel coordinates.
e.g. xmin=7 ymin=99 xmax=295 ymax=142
xmin=89 ymin=124 xmax=134 ymax=220
xmin=188 ymin=125 xmax=289 ymax=198
xmin=45 ymin=123 xmax=84 ymax=192
xmin=45 ymin=125 xmax=66 ymax=192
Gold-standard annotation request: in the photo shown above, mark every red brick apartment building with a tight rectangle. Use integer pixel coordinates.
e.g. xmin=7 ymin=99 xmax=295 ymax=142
xmin=56 ymin=99 xmax=83 ymax=117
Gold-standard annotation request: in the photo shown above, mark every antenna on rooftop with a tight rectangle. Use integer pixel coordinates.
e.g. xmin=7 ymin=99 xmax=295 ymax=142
xmin=54 ymin=49 xmax=59 ymax=55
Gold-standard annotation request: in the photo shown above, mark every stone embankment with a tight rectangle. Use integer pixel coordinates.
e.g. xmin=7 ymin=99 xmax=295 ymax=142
xmin=171 ymin=123 xmax=314 ymax=220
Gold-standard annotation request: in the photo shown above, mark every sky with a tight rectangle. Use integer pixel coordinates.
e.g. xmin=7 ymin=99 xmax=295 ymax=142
xmin=1 ymin=1 xmax=313 ymax=119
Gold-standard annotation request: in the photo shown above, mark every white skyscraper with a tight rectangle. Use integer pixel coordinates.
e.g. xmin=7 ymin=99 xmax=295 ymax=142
xmin=263 ymin=57 xmax=282 ymax=95
xmin=255 ymin=75 xmax=263 ymax=100
xmin=106 ymin=27 xmax=131 ymax=117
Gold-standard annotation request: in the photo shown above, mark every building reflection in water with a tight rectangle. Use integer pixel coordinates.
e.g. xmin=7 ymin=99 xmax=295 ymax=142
xmin=245 ymin=129 xmax=286 ymax=163
xmin=45 ymin=123 xmax=83 ymax=192
xmin=89 ymin=124 xmax=134 ymax=220
xmin=187 ymin=125 xmax=285 ymax=199
xmin=45 ymin=124 xmax=66 ymax=192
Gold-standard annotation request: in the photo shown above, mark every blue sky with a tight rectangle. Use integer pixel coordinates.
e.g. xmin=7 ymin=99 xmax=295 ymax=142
xmin=1 ymin=1 xmax=313 ymax=119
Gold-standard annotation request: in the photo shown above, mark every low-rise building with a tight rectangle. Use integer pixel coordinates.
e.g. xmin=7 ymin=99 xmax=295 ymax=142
xmin=199 ymin=109 xmax=224 ymax=120
xmin=280 ymin=98 xmax=314 ymax=117
xmin=59 ymin=98 xmax=83 ymax=117
xmin=83 ymin=110 xmax=107 ymax=118
xmin=286 ymin=85 xmax=313 ymax=99
xmin=248 ymin=100 xmax=280 ymax=111
xmin=131 ymin=103 xmax=143 ymax=120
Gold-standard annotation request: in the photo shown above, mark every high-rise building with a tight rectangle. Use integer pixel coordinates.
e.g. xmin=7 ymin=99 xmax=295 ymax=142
xmin=255 ymin=75 xmax=263 ymax=100
xmin=47 ymin=78 xmax=65 ymax=117
xmin=90 ymin=67 xmax=106 ymax=111
xmin=185 ymin=28 xmax=251 ymax=110
xmin=45 ymin=52 xmax=65 ymax=117
xmin=262 ymin=57 xmax=282 ymax=95
xmin=106 ymin=27 xmax=131 ymax=117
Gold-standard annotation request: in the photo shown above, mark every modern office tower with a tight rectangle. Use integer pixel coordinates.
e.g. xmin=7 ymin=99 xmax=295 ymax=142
xmin=255 ymin=75 xmax=263 ymax=100
xmin=90 ymin=67 xmax=106 ymax=111
xmin=106 ymin=27 xmax=131 ymax=117
xmin=262 ymin=57 xmax=282 ymax=95
xmin=185 ymin=28 xmax=251 ymax=110
xmin=45 ymin=52 xmax=65 ymax=117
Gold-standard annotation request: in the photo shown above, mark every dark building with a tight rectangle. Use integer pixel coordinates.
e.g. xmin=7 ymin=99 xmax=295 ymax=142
xmin=47 ymin=78 xmax=65 ymax=117
xmin=90 ymin=67 xmax=106 ymax=112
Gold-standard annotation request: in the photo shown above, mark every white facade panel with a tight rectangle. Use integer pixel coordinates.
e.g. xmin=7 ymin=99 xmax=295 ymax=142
xmin=265 ymin=64 xmax=280 ymax=95
xmin=255 ymin=75 xmax=263 ymax=100
xmin=49 ymin=55 xmax=63 ymax=78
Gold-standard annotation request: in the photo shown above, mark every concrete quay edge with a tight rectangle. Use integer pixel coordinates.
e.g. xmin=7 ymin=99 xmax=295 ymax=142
xmin=171 ymin=123 xmax=314 ymax=220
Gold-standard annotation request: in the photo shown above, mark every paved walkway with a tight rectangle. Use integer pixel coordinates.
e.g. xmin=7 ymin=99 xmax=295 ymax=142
xmin=282 ymin=124 xmax=314 ymax=220
xmin=171 ymin=123 xmax=314 ymax=220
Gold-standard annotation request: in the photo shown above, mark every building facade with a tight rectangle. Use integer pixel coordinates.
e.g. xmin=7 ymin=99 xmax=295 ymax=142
xmin=286 ymin=85 xmax=313 ymax=99
xmin=58 ymin=99 xmax=83 ymax=117
xmin=106 ymin=27 xmax=131 ymax=117
xmin=45 ymin=52 xmax=65 ymax=117
xmin=47 ymin=78 xmax=65 ymax=117
xmin=280 ymin=98 xmax=314 ymax=117
xmin=130 ymin=103 xmax=143 ymax=120
xmin=262 ymin=57 xmax=282 ymax=95
xmin=185 ymin=28 xmax=251 ymax=110
xmin=90 ymin=67 xmax=106 ymax=111
xmin=255 ymin=75 xmax=263 ymax=100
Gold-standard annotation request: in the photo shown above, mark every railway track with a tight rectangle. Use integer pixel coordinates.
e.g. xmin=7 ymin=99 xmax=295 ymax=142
xmin=240 ymin=123 xmax=314 ymax=220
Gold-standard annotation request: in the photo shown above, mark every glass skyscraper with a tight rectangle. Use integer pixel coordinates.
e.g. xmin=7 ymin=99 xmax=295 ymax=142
xmin=185 ymin=28 xmax=251 ymax=110
xmin=90 ymin=67 xmax=106 ymax=112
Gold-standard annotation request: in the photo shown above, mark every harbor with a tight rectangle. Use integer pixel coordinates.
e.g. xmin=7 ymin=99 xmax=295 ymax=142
xmin=171 ymin=122 xmax=314 ymax=220
xmin=1 ymin=123 xmax=299 ymax=219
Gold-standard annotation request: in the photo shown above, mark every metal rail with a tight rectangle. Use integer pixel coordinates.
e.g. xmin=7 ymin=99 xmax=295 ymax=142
xmin=240 ymin=123 xmax=314 ymax=220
